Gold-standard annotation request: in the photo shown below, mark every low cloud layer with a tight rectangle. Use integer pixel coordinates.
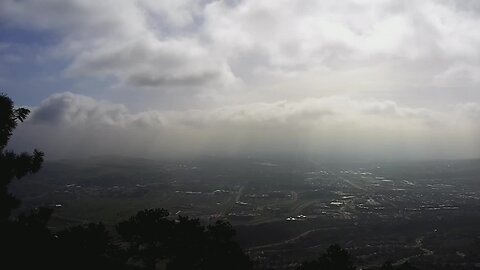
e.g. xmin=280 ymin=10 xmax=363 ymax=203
xmin=9 ymin=92 xmax=480 ymax=161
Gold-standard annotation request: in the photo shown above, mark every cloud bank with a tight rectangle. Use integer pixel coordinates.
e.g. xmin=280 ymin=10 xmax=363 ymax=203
xmin=9 ymin=92 xmax=480 ymax=161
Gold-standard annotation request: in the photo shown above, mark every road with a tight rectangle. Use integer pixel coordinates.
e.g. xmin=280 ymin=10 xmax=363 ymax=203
xmin=332 ymin=173 xmax=367 ymax=191
xmin=393 ymin=237 xmax=434 ymax=266
xmin=236 ymin=186 xmax=245 ymax=202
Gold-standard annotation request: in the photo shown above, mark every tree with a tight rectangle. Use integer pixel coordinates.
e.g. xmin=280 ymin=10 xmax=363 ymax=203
xmin=0 ymin=93 xmax=52 ymax=268
xmin=55 ymin=222 xmax=128 ymax=270
xmin=380 ymin=261 xmax=395 ymax=270
xmin=117 ymin=208 xmax=252 ymax=270
xmin=297 ymin=244 xmax=355 ymax=270
xmin=396 ymin=261 xmax=418 ymax=270
xmin=201 ymin=220 xmax=252 ymax=270
xmin=117 ymin=208 xmax=174 ymax=269
xmin=2 ymin=207 xmax=56 ymax=268
xmin=0 ymin=93 xmax=43 ymax=219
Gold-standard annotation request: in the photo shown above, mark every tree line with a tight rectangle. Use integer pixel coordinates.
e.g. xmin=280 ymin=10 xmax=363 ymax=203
xmin=0 ymin=93 xmax=418 ymax=270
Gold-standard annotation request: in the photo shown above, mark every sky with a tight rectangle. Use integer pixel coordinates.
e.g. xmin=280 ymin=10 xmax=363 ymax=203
xmin=1 ymin=0 xmax=479 ymax=161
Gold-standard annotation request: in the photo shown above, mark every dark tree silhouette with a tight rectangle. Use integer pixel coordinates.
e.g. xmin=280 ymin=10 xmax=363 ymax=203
xmin=117 ymin=208 xmax=252 ymax=270
xmin=380 ymin=261 xmax=395 ymax=270
xmin=395 ymin=261 xmax=419 ymax=270
xmin=0 ymin=93 xmax=43 ymax=219
xmin=55 ymin=222 xmax=130 ymax=269
xmin=297 ymin=244 xmax=356 ymax=270
xmin=0 ymin=94 xmax=54 ymax=269
xmin=201 ymin=220 xmax=252 ymax=270
xmin=117 ymin=208 xmax=174 ymax=269
xmin=2 ymin=207 xmax=57 ymax=268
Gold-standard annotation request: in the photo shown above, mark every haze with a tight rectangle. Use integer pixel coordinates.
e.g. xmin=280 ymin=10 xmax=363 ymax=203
xmin=1 ymin=0 xmax=479 ymax=161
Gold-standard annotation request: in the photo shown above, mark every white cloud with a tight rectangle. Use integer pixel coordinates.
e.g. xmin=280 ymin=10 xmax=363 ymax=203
xmin=2 ymin=0 xmax=480 ymax=95
xmin=203 ymin=1 xmax=480 ymax=76
xmin=32 ymin=92 xmax=130 ymax=126
xmin=9 ymin=92 xmax=479 ymax=161
xmin=2 ymin=1 xmax=480 ymax=161
xmin=434 ymin=64 xmax=480 ymax=86
xmin=66 ymin=37 xmax=236 ymax=88
xmin=0 ymin=0 xmax=234 ymax=89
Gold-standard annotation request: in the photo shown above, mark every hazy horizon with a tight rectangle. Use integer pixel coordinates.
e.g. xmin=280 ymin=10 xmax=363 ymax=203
xmin=2 ymin=0 xmax=480 ymax=161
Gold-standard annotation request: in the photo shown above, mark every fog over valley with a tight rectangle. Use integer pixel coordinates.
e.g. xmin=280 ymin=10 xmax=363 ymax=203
xmin=9 ymin=92 xmax=480 ymax=161
xmin=2 ymin=1 xmax=480 ymax=270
